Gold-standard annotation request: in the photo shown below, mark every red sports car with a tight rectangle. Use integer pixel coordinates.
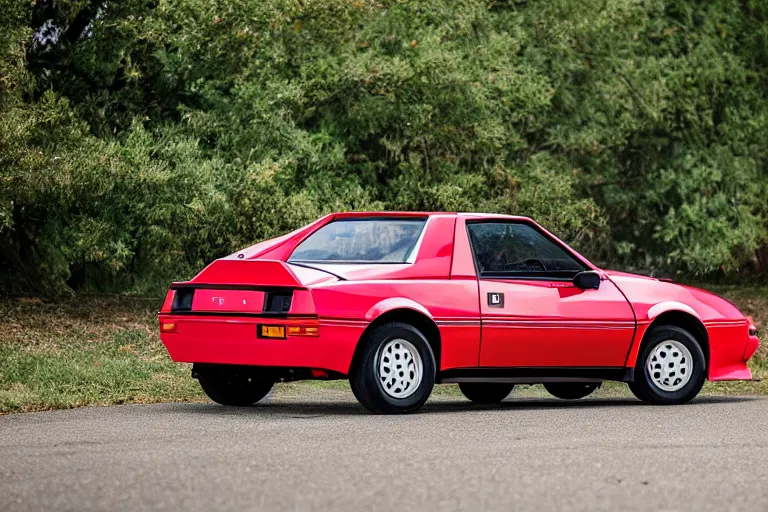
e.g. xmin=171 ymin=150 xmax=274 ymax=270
xmin=159 ymin=212 xmax=759 ymax=413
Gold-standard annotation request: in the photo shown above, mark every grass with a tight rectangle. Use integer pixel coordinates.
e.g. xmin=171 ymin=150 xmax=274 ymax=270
xmin=0 ymin=297 xmax=202 ymax=413
xmin=0 ymin=284 xmax=766 ymax=414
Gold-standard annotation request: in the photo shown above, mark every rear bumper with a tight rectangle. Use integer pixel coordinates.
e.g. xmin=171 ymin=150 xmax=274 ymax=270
xmin=159 ymin=314 xmax=366 ymax=375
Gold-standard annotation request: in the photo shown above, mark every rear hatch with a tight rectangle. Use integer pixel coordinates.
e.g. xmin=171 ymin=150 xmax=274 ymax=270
xmin=161 ymin=259 xmax=331 ymax=316
xmin=158 ymin=260 xmax=339 ymax=368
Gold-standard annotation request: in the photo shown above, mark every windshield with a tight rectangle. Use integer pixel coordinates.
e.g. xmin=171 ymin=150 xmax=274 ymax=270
xmin=289 ymin=218 xmax=427 ymax=263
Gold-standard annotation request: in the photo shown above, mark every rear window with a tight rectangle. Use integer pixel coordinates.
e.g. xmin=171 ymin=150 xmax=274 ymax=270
xmin=289 ymin=219 xmax=426 ymax=263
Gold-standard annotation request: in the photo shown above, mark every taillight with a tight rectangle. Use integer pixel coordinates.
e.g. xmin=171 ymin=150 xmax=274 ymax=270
xmin=287 ymin=325 xmax=319 ymax=337
xmin=256 ymin=324 xmax=319 ymax=338
xmin=160 ymin=321 xmax=177 ymax=333
xmin=258 ymin=325 xmax=286 ymax=339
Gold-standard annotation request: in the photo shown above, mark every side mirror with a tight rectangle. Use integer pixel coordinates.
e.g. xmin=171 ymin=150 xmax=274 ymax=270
xmin=573 ymin=271 xmax=601 ymax=290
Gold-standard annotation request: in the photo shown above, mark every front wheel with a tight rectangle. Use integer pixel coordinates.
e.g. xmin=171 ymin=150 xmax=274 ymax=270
xmin=543 ymin=382 xmax=600 ymax=400
xmin=628 ymin=325 xmax=706 ymax=405
xmin=197 ymin=366 xmax=274 ymax=407
xmin=350 ymin=322 xmax=436 ymax=414
xmin=458 ymin=383 xmax=515 ymax=404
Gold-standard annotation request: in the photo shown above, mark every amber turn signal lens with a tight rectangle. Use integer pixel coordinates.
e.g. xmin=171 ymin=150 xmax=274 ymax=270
xmin=287 ymin=325 xmax=320 ymax=337
xmin=259 ymin=325 xmax=286 ymax=339
xmin=160 ymin=322 xmax=177 ymax=333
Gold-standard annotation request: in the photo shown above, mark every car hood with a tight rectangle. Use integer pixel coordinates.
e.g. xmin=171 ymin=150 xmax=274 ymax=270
xmin=603 ymin=270 xmax=745 ymax=322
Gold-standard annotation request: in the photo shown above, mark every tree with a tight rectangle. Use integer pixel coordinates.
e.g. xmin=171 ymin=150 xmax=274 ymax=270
xmin=1 ymin=0 xmax=766 ymax=294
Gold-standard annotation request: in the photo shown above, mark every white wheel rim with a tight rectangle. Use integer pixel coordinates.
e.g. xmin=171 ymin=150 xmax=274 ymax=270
xmin=375 ymin=338 xmax=423 ymax=399
xmin=646 ymin=340 xmax=693 ymax=392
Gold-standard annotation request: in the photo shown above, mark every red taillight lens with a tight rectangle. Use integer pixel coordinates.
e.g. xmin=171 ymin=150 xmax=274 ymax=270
xmin=287 ymin=325 xmax=320 ymax=337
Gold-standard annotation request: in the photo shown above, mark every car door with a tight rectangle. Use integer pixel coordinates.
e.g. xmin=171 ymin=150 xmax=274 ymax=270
xmin=465 ymin=219 xmax=636 ymax=368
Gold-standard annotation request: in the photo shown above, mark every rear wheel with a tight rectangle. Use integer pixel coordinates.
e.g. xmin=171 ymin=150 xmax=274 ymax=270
xmin=628 ymin=325 xmax=706 ymax=405
xmin=458 ymin=383 xmax=514 ymax=404
xmin=544 ymin=382 xmax=600 ymax=400
xmin=350 ymin=322 xmax=436 ymax=414
xmin=197 ymin=366 xmax=274 ymax=407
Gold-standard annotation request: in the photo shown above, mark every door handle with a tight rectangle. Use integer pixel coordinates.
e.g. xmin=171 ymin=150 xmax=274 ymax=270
xmin=487 ymin=292 xmax=504 ymax=307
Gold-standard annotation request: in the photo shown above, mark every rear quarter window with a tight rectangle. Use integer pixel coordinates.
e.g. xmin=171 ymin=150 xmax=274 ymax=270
xmin=289 ymin=219 xmax=426 ymax=263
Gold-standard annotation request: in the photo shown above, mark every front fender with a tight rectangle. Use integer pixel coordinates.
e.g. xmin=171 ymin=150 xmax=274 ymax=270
xmin=625 ymin=302 xmax=704 ymax=368
xmin=647 ymin=301 xmax=701 ymax=322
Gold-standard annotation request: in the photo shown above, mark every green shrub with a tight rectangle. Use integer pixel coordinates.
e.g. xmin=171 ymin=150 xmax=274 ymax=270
xmin=1 ymin=0 xmax=766 ymax=294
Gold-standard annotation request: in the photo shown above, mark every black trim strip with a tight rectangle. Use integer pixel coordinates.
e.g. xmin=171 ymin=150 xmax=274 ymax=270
xmin=161 ymin=311 xmax=318 ymax=319
xmin=437 ymin=366 xmax=634 ymax=383
xmin=478 ymin=272 xmax=578 ymax=281
xmin=170 ymin=283 xmax=303 ymax=292
xmin=330 ymin=216 xmax=429 ymax=222
xmin=442 ymin=376 xmax=606 ymax=384
xmin=288 ymin=261 xmax=347 ymax=280
xmin=192 ymin=363 xmax=347 ymax=382
xmin=288 ymin=260 xmax=410 ymax=265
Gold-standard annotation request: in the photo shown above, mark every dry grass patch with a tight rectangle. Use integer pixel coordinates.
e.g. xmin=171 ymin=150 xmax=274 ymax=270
xmin=0 ymin=296 xmax=201 ymax=413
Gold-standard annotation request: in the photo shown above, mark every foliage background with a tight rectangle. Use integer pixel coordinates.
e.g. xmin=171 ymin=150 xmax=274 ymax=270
xmin=1 ymin=0 xmax=767 ymax=295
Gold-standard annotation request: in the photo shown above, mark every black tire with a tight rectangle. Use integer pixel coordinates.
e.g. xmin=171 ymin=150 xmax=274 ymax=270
xmin=458 ymin=383 xmax=514 ymax=404
xmin=543 ymin=382 xmax=600 ymax=400
xmin=628 ymin=325 xmax=706 ymax=405
xmin=197 ymin=366 xmax=274 ymax=407
xmin=350 ymin=322 xmax=436 ymax=414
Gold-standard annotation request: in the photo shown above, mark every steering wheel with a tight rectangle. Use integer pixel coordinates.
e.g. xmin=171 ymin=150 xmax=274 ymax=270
xmin=502 ymin=258 xmax=548 ymax=272
xmin=523 ymin=258 xmax=548 ymax=271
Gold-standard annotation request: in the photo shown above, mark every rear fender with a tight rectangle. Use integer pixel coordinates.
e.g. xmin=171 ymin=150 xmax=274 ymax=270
xmin=364 ymin=297 xmax=432 ymax=322
xmin=347 ymin=298 xmax=439 ymax=375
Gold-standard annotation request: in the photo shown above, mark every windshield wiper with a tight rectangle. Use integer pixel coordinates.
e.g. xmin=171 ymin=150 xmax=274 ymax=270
xmin=288 ymin=261 xmax=347 ymax=281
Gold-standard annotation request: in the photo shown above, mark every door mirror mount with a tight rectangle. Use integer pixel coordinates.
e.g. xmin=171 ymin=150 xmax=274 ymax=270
xmin=573 ymin=271 xmax=601 ymax=290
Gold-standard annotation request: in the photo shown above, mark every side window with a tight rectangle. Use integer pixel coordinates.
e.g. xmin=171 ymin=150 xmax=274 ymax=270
xmin=467 ymin=222 xmax=586 ymax=277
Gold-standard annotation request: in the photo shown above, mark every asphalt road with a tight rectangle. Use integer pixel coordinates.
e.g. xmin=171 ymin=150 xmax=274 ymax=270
xmin=2 ymin=394 xmax=767 ymax=512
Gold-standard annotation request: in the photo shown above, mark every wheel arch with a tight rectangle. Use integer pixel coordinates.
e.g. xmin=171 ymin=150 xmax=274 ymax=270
xmin=637 ymin=309 xmax=710 ymax=369
xmin=349 ymin=306 xmax=442 ymax=375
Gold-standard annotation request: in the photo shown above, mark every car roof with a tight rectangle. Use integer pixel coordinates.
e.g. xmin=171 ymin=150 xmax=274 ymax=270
xmin=456 ymin=212 xmax=534 ymax=222
xmin=330 ymin=211 xmax=534 ymax=222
